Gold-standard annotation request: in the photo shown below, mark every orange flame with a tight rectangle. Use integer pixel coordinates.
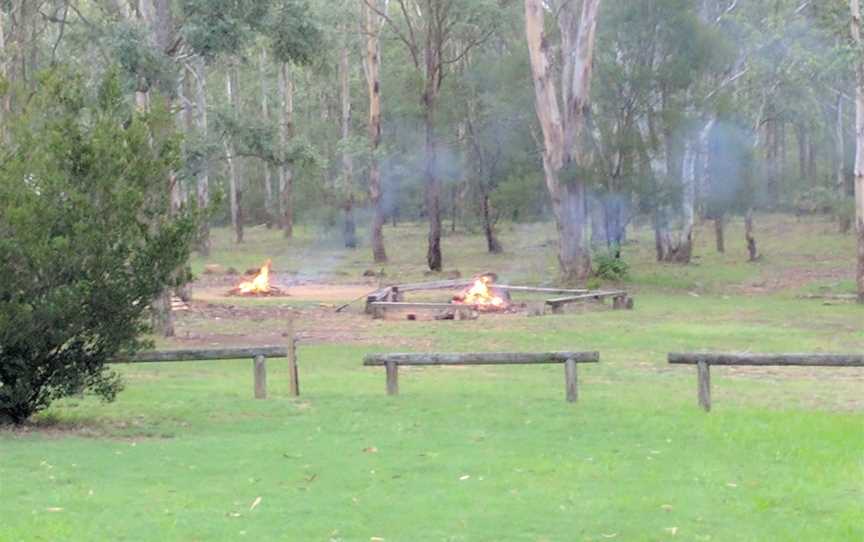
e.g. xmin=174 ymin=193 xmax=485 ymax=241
xmin=236 ymin=259 xmax=272 ymax=294
xmin=455 ymin=275 xmax=506 ymax=308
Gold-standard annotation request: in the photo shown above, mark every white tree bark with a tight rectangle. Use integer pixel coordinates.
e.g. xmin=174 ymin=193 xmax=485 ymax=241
xmin=259 ymin=48 xmax=274 ymax=226
xmin=278 ymin=62 xmax=294 ymax=237
xmin=852 ymin=0 xmax=864 ymax=303
xmin=362 ymin=0 xmax=387 ymax=262
xmin=192 ymin=56 xmax=210 ymax=254
xmin=224 ymin=66 xmax=243 ymax=243
xmin=340 ymin=37 xmax=357 ymax=248
xmin=525 ymin=0 xmax=601 ymax=282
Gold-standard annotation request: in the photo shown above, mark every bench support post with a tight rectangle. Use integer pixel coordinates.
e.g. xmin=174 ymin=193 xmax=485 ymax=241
xmin=287 ymin=319 xmax=299 ymax=397
xmin=564 ymin=358 xmax=578 ymax=402
xmin=288 ymin=338 xmax=299 ymax=397
xmin=697 ymin=360 xmax=711 ymax=412
xmin=254 ymin=355 xmax=267 ymax=399
xmin=385 ymin=361 xmax=399 ymax=395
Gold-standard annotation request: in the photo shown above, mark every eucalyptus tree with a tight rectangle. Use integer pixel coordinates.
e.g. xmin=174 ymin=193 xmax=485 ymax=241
xmin=851 ymin=0 xmax=864 ymax=303
xmin=524 ymin=0 xmax=602 ymax=282
xmin=361 ymin=0 xmax=388 ymax=262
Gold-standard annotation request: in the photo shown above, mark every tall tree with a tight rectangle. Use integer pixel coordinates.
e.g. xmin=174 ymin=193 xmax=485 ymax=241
xmin=852 ymin=0 xmax=864 ymax=303
xmin=361 ymin=0 xmax=387 ymax=262
xmin=524 ymin=0 xmax=601 ymax=282
xmin=339 ymin=25 xmax=358 ymax=248
xmin=190 ymin=56 xmax=211 ymax=254
xmin=277 ymin=62 xmax=295 ymax=237
xmin=223 ymin=64 xmax=244 ymax=243
xmin=260 ymin=48 xmax=276 ymax=228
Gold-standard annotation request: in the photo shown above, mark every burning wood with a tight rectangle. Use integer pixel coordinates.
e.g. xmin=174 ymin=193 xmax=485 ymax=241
xmin=452 ymin=273 xmax=511 ymax=311
xmin=228 ymin=259 xmax=285 ymax=296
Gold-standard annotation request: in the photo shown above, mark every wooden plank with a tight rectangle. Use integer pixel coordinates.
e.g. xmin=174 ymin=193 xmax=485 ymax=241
xmin=378 ymin=279 xmax=472 ymax=294
xmin=697 ymin=360 xmax=710 ymax=412
xmin=496 ymin=285 xmax=589 ymax=294
xmin=545 ymin=291 xmax=627 ymax=305
xmin=385 ymin=361 xmax=399 ymax=395
xmin=113 ymin=346 xmax=288 ymax=363
xmin=364 ymin=351 xmax=599 ymax=366
xmin=565 ymin=358 xmax=578 ymax=403
xmin=254 ymin=354 xmax=267 ymax=399
xmin=668 ymin=353 xmax=864 ymax=367
xmin=369 ymin=302 xmax=461 ymax=309
xmin=287 ymin=319 xmax=299 ymax=397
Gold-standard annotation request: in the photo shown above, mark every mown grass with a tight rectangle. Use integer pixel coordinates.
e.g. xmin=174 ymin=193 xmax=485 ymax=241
xmin=2 ymin=215 xmax=862 ymax=541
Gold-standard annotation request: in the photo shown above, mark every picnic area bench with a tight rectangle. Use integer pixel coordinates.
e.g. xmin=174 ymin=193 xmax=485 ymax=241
xmin=363 ymin=351 xmax=599 ymax=402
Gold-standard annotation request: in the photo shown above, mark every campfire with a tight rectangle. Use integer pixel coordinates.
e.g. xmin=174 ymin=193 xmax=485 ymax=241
xmin=228 ymin=259 xmax=285 ymax=296
xmin=452 ymin=273 xmax=510 ymax=311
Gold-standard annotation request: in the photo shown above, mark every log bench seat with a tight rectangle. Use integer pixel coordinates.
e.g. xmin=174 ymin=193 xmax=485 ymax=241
xmin=545 ymin=290 xmax=632 ymax=312
xmin=363 ymin=351 xmax=599 ymax=402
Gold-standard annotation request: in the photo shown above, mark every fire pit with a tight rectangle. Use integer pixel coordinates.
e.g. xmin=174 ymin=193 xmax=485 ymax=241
xmin=228 ymin=259 xmax=287 ymax=296
xmin=362 ymin=275 xmax=632 ymax=319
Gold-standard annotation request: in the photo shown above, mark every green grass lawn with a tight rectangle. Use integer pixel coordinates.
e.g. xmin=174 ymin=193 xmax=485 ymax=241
xmin=2 ymin=216 xmax=862 ymax=541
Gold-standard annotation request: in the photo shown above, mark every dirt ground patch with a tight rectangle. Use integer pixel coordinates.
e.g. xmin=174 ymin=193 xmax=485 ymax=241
xmin=167 ymin=279 xmax=439 ymax=350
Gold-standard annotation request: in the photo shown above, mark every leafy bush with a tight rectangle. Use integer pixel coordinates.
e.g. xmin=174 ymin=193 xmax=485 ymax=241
xmin=592 ymin=251 xmax=630 ymax=281
xmin=0 ymin=70 xmax=195 ymax=425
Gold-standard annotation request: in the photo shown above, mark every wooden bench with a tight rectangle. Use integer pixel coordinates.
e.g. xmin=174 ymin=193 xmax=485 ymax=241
xmin=545 ymin=290 xmax=632 ymax=313
xmin=668 ymin=352 xmax=864 ymax=411
xmin=111 ymin=342 xmax=299 ymax=399
xmin=368 ymin=301 xmax=477 ymax=320
xmin=363 ymin=351 xmax=599 ymax=402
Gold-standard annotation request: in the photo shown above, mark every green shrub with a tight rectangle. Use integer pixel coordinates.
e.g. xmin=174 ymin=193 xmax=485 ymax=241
xmin=0 ymin=70 xmax=195 ymax=425
xmin=592 ymin=250 xmax=630 ymax=281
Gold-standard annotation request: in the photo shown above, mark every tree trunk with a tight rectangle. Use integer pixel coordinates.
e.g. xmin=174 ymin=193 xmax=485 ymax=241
xmin=714 ymin=214 xmax=725 ymax=253
xmin=139 ymin=0 xmax=176 ymax=337
xmin=224 ymin=67 xmax=243 ymax=243
xmin=836 ymin=94 xmax=851 ymax=233
xmin=259 ymin=49 xmax=274 ymax=228
xmin=424 ymin=91 xmax=442 ymax=271
xmin=481 ymin=194 xmax=502 ymax=253
xmin=745 ymin=208 xmax=758 ymax=261
xmin=0 ymin=8 xmax=7 ymax=141
xmin=603 ymin=195 xmax=626 ymax=255
xmin=590 ymin=195 xmax=606 ymax=247
xmin=190 ymin=57 xmax=210 ymax=255
xmin=765 ymin=117 xmax=779 ymax=203
xmin=362 ymin=0 xmax=387 ymax=262
xmin=278 ymin=62 xmax=294 ymax=238
xmin=524 ymin=0 xmax=600 ymax=283
xmin=340 ymin=39 xmax=357 ymax=248
xmin=678 ymin=134 xmax=697 ymax=261
xmin=852 ymin=0 xmax=864 ymax=303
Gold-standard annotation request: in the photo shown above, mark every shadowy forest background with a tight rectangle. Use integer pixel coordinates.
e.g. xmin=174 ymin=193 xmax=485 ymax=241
xmin=1 ymin=0 xmax=862 ymax=291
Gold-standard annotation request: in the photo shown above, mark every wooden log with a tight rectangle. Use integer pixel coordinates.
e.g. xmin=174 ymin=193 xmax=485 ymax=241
xmin=364 ymin=351 xmax=599 ymax=366
xmin=545 ymin=290 xmax=627 ymax=307
xmin=496 ymin=285 xmax=589 ymax=294
xmin=668 ymin=353 xmax=864 ymax=367
xmin=697 ymin=360 xmax=710 ymax=412
xmin=254 ymin=354 xmax=267 ymax=399
xmin=336 ymin=290 xmax=377 ymax=312
xmin=369 ymin=302 xmax=465 ymax=310
xmin=287 ymin=320 xmax=299 ymax=397
xmin=565 ymin=358 xmax=578 ymax=402
xmin=114 ymin=346 xmax=289 ymax=363
xmin=385 ymin=361 xmax=399 ymax=395
xmin=382 ymin=279 xmax=472 ymax=292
